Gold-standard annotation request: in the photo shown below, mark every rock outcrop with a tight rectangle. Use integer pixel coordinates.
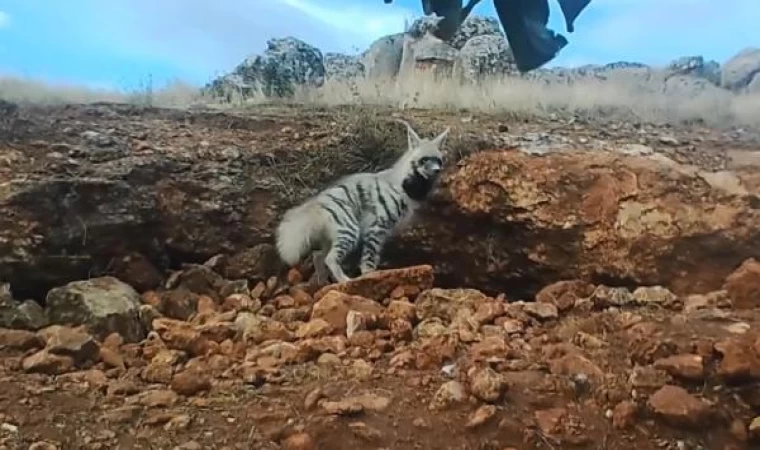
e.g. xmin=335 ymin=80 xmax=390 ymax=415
xmin=324 ymin=53 xmax=365 ymax=80
xmin=203 ymin=17 xmax=759 ymax=101
xmin=721 ymin=47 xmax=760 ymax=91
xmin=45 ymin=276 xmax=145 ymax=342
xmin=409 ymin=148 xmax=759 ymax=296
xmin=361 ymin=33 xmax=406 ymax=80
xmin=205 ymin=37 xmax=325 ymax=99
xmin=454 ymin=34 xmax=515 ymax=83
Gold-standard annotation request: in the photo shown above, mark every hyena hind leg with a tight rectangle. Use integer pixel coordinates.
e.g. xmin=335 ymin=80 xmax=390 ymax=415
xmin=359 ymin=226 xmax=391 ymax=275
xmin=324 ymin=235 xmax=357 ymax=283
xmin=311 ymin=250 xmax=331 ymax=286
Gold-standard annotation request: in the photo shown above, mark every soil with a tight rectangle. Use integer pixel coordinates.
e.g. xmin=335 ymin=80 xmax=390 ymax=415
xmin=1 ymin=102 xmax=760 ymax=450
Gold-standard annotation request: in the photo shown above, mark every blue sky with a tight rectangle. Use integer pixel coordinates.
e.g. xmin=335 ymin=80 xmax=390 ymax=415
xmin=0 ymin=0 xmax=757 ymax=89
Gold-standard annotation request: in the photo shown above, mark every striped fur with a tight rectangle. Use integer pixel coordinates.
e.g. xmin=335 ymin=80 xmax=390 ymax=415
xmin=276 ymin=120 xmax=449 ymax=283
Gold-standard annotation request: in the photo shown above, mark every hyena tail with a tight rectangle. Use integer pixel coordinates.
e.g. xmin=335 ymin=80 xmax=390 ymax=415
xmin=275 ymin=202 xmax=327 ymax=266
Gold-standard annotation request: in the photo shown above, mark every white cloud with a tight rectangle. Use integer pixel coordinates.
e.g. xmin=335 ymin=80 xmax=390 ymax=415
xmin=0 ymin=11 xmax=10 ymax=28
xmin=279 ymin=0 xmax=412 ymax=38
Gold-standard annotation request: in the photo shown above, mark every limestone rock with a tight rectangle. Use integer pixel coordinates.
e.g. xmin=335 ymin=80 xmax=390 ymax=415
xmin=361 ymin=33 xmax=405 ymax=80
xmin=45 ymin=277 xmax=145 ymax=342
xmin=206 ymin=37 xmax=325 ymax=98
xmin=721 ymin=47 xmax=760 ymax=91
xmin=0 ymin=286 xmax=48 ymax=331
xmin=454 ymin=34 xmax=515 ymax=83
xmin=324 ymin=53 xmax=365 ymax=80
xmin=448 ymin=15 xmax=503 ymax=49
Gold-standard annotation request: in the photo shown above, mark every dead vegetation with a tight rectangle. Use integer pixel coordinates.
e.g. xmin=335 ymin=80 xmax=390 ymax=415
xmin=2 ymin=69 xmax=759 ymax=129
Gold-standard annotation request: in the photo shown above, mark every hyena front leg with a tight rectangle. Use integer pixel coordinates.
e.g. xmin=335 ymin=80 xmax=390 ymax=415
xmin=359 ymin=225 xmax=392 ymax=275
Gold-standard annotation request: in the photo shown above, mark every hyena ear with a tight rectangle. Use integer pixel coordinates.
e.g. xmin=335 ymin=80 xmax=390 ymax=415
xmin=396 ymin=119 xmax=422 ymax=149
xmin=432 ymin=127 xmax=450 ymax=148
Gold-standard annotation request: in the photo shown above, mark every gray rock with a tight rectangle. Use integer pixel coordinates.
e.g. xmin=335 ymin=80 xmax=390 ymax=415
xmin=206 ymin=37 xmax=325 ymax=98
xmin=663 ymin=75 xmax=723 ymax=98
xmin=398 ymin=34 xmax=458 ymax=79
xmin=324 ymin=53 xmax=365 ymax=81
xmin=449 ymin=15 xmax=503 ymax=50
xmin=666 ymin=56 xmax=721 ymax=85
xmin=455 ymin=34 xmax=515 ymax=83
xmin=590 ymin=285 xmax=635 ymax=308
xmin=521 ymin=61 xmax=655 ymax=87
xmin=407 ymin=14 xmax=446 ymax=38
xmin=0 ymin=283 xmax=10 ymax=303
xmin=138 ymin=304 xmax=162 ymax=332
xmin=721 ymin=47 xmax=760 ymax=91
xmin=362 ymin=33 xmax=405 ymax=80
xmin=205 ymin=73 xmax=252 ymax=102
xmin=0 ymin=285 xmax=49 ymax=330
xmin=747 ymin=73 xmax=760 ymax=94
xmin=413 ymin=36 xmax=459 ymax=63
xmin=45 ymin=276 xmax=145 ymax=342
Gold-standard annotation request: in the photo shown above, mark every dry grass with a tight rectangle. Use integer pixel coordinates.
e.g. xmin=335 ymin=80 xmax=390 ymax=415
xmin=296 ymin=71 xmax=760 ymax=128
xmin=2 ymin=69 xmax=759 ymax=128
xmin=0 ymin=75 xmax=205 ymax=108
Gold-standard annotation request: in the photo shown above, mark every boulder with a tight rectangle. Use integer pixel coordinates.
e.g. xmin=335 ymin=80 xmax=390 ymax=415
xmin=398 ymin=34 xmax=458 ymax=79
xmin=666 ymin=56 xmax=721 ymax=85
xmin=748 ymin=74 xmax=760 ymax=94
xmin=406 ymin=15 xmax=446 ymax=39
xmin=324 ymin=53 xmax=365 ymax=81
xmin=45 ymin=276 xmax=145 ymax=342
xmin=206 ymin=36 xmax=325 ymax=98
xmin=0 ymin=284 xmax=48 ymax=330
xmin=448 ymin=16 xmax=504 ymax=50
xmin=361 ymin=33 xmax=405 ymax=80
xmin=454 ymin=34 xmax=515 ymax=83
xmin=721 ymin=47 xmax=760 ymax=91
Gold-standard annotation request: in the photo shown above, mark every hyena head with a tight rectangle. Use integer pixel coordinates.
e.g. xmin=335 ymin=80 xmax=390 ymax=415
xmin=395 ymin=119 xmax=450 ymax=200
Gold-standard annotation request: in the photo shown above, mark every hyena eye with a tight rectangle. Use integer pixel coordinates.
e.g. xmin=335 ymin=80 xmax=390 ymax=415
xmin=419 ymin=156 xmax=442 ymax=166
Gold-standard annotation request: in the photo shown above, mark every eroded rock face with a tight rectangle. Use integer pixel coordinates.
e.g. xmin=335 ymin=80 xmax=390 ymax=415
xmin=1 ymin=104 xmax=757 ymax=302
xmin=394 ymin=148 xmax=760 ymax=297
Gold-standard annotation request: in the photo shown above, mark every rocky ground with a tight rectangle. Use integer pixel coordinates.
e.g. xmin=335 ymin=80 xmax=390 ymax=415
xmin=1 ymin=101 xmax=760 ymax=449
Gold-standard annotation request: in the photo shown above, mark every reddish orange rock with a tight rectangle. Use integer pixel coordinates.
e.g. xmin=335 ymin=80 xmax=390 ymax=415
xmin=647 ymin=385 xmax=711 ymax=428
xmin=724 ymin=258 xmax=760 ymax=309
xmin=314 ymin=265 xmax=434 ymax=302
xmin=535 ymin=280 xmax=594 ymax=312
